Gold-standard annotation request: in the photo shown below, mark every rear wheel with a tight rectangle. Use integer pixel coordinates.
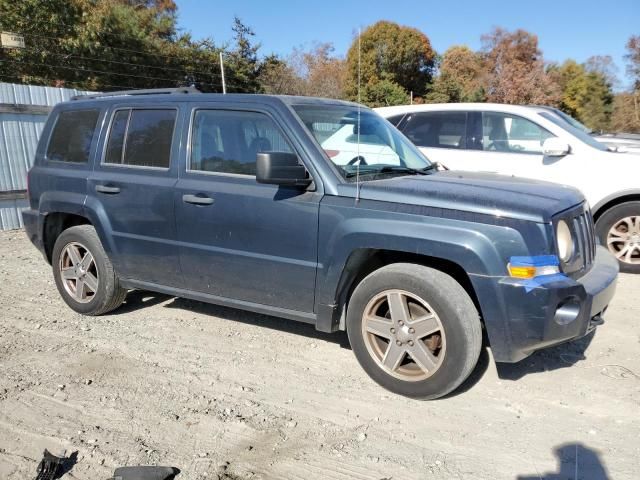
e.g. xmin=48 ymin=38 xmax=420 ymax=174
xmin=52 ymin=225 xmax=128 ymax=315
xmin=347 ymin=263 xmax=482 ymax=399
xmin=595 ymin=201 xmax=640 ymax=274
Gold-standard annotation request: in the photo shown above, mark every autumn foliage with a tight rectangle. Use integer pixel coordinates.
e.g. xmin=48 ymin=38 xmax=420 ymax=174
xmin=0 ymin=2 xmax=637 ymax=133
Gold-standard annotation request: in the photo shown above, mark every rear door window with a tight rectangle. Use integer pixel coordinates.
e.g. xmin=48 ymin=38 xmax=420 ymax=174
xmin=46 ymin=109 xmax=100 ymax=163
xmin=104 ymin=108 xmax=176 ymax=168
xmin=401 ymin=112 xmax=467 ymax=149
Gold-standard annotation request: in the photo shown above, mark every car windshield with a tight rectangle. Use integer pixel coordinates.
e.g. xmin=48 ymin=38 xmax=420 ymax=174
xmin=548 ymin=108 xmax=592 ymax=134
xmin=539 ymin=111 xmax=610 ymax=152
xmin=292 ymin=104 xmax=433 ymax=180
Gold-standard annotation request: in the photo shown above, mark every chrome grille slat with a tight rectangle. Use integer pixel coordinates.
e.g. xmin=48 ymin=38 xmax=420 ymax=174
xmin=580 ymin=213 xmax=591 ymax=266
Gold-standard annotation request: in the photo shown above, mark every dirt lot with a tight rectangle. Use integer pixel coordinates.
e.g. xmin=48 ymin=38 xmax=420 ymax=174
xmin=0 ymin=229 xmax=638 ymax=480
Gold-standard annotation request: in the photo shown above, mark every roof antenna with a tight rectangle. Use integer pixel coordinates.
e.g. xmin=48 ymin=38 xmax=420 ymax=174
xmin=355 ymin=26 xmax=362 ymax=204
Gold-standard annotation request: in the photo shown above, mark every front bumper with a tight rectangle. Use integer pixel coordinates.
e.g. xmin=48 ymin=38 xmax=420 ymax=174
xmin=497 ymin=246 xmax=618 ymax=362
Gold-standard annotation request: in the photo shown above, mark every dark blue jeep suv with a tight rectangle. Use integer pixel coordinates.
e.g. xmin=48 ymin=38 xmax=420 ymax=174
xmin=22 ymin=88 xmax=618 ymax=399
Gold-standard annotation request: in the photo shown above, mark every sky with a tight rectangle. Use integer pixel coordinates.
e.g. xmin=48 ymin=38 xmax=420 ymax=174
xmin=175 ymin=0 xmax=639 ymax=89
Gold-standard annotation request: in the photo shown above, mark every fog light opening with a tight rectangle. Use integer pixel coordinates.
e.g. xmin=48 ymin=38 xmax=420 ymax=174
xmin=553 ymin=297 xmax=581 ymax=326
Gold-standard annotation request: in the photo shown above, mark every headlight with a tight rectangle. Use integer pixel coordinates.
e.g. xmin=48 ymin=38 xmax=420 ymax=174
xmin=556 ymin=220 xmax=574 ymax=262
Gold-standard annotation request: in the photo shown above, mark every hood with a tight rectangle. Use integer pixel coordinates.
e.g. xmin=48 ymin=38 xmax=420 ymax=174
xmin=353 ymin=171 xmax=584 ymax=223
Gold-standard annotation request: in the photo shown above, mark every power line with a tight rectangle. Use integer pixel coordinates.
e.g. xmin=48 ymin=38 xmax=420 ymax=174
xmin=12 ymin=44 xmax=225 ymax=79
xmin=11 ymin=29 xmax=226 ymax=69
xmin=16 ymin=18 xmax=222 ymax=65
xmin=0 ymin=72 xmax=137 ymax=91
xmin=2 ymin=57 xmax=199 ymax=84
xmin=1 ymin=59 xmax=252 ymax=92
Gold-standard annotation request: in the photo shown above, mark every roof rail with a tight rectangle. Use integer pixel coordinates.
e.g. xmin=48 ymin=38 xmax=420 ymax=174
xmin=71 ymin=86 xmax=201 ymax=101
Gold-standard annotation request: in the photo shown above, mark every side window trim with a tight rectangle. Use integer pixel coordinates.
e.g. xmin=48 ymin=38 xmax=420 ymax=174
xmin=185 ymin=107 xmax=298 ymax=179
xmin=100 ymin=106 xmax=178 ymax=171
xmin=466 ymin=111 xmax=483 ymax=151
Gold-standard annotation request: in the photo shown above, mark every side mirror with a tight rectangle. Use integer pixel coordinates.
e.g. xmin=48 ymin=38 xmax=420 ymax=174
xmin=542 ymin=138 xmax=571 ymax=157
xmin=256 ymin=152 xmax=311 ymax=187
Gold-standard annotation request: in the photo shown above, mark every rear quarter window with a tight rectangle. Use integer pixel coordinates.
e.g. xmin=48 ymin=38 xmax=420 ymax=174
xmin=46 ymin=109 xmax=100 ymax=163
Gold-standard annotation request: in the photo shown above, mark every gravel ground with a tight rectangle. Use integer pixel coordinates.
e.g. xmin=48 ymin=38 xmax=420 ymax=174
xmin=0 ymin=228 xmax=638 ymax=480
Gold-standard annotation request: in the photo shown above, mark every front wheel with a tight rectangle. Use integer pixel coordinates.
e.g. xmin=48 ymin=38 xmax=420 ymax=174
xmin=595 ymin=201 xmax=640 ymax=274
xmin=347 ymin=263 xmax=482 ymax=400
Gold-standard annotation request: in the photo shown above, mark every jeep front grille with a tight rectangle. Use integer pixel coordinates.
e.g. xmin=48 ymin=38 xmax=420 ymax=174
xmin=558 ymin=204 xmax=597 ymax=275
xmin=573 ymin=209 xmax=597 ymax=269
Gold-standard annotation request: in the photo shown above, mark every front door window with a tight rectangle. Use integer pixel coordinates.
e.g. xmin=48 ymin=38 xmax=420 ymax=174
xmin=482 ymin=112 xmax=554 ymax=154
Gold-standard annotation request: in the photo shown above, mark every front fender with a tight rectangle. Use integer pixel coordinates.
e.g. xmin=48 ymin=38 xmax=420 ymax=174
xmin=315 ymin=197 xmax=552 ymax=361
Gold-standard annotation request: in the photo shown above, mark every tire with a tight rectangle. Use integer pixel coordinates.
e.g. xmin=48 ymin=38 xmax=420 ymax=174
xmin=347 ymin=263 xmax=482 ymax=400
xmin=595 ymin=201 xmax=640 ymax=274
xmin=52 ymin=225 xmax=128 ymax=315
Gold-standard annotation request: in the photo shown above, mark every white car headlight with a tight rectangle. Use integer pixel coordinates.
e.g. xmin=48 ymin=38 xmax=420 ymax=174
xmin=556 ymin=220 xmax=574 ymax=263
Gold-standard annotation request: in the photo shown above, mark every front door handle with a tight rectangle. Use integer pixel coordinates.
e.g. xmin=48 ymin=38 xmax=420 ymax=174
xmin=182 ymin=194 xmax=214 ymax=205
xmin=96 ymin=185 xmax=121 ymax=194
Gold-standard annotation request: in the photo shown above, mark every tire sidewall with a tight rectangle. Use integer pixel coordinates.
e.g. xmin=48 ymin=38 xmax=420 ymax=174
xmin=52 ymin=226 xmax=111 ymax=314
xmin=595 ymin=201 xmax=640 ymax=274
xmin=347 ymin=265 xmax=481 ymax=400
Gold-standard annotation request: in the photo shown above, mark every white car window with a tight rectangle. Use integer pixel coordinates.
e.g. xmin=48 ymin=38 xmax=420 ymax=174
xmin=482 ymin=112 xmax=554 ymax=154
xmin=402 ymin=112 xmax=467 ymax=149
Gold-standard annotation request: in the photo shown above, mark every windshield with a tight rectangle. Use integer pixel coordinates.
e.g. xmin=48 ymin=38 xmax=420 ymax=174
xmin=292 ymin=104 xmax=432 ymax=180
xmin=539 ymin=111 xmax=610 ymax=152
xmin=547 ymin=108 xmax=592 ymax=133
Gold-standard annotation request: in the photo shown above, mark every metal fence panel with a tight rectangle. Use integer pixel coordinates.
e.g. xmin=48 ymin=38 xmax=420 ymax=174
xmin=0 ymin=82 xmax=94 ymax=230
xmin=0 ymin=198 xmax=28 ymax=230
xmin=0 ymin=113 xmax=46 ymax=191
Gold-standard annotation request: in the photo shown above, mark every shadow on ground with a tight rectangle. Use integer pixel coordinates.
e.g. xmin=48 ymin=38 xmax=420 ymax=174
xmin=497 ymin=330 xmax=596 ymax=381
xmin=516 ymin=442 xmax=610 ymax=480
xmin=113 ymin=290 xmax=351 ymax=349
xmin=113 ymin=290 xmax=595 ymax=389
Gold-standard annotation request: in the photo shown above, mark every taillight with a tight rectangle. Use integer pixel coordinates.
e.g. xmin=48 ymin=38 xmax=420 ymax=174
xmin=324 ymin=149 xmax=339 ymax=158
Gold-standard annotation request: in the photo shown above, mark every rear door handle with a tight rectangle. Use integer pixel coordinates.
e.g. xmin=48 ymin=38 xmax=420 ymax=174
xmin=182 ymin=194 xmax=214 ymax=205
xmin=95 ymin=185 xmax=121 ymax=194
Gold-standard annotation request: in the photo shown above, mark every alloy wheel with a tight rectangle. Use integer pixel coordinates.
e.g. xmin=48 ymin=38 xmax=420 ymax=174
xmin=361 ymin=289 xmax=446 ymax=382
xmin=59 ymin=242 xmax=99 ymax=303
xmin=607 ymin=216 xmax=640 ymax=265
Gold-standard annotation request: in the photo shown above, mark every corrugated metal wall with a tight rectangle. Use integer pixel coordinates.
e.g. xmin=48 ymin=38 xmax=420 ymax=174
xmin=0 ymin=82 xmax=93 ymax=230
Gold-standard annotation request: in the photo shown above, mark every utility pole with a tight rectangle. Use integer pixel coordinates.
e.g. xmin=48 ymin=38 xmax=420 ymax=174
xmin=410 ymin=91 xmax=413 ymax=105
xmin=219 ymin=52 xmax=226 ymax=94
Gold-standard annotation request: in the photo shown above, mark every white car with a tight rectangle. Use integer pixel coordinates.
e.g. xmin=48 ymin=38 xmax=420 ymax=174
xmin=533 ymin=106 xmax=640 ymax=154
xmin=319 ymin=123 xmax=401 ymax=166
xmin=376 ymin=103 xmax=640 ymax=273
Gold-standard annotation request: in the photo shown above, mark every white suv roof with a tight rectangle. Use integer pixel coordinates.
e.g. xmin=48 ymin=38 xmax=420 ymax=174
xmin=376 ymin=103 xmax=551 ymax=117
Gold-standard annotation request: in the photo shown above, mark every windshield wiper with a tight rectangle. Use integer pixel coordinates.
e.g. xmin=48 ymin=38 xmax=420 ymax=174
xmin=379 ymin=165 xmax=431 ymax=175
xmin=344 ymin=164 xmax=435 ymax=178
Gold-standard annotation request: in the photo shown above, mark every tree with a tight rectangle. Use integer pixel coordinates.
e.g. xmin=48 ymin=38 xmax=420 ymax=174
xmin=258 ymin=54 xmax=302 ymax=95
xmin=585 ymin=55 xmax=619 ymax=88
xmin=361 ymin=79 xmax=409 ymax=107
xmin=224 ymin=16 xmax=261 ymax=93
xmin=426 ymin=45 xmax=485 ymax=103
xmin=345 ymin=21 xmax=436 ymax=106
xmin=481 ymin=27 xmax=559 ymax=105
xmin=0 ymin=1 xmax=249 ymax=93
xmin=624 ymin=35 xmax=640 ymax=90
xmin=610 ymin=93 xmax=640 ymax=133
xmin=287 ymin=43 xmax=347 ymax=99
xmin=553 ymin=60 xmax=613 ymax=131
xmin=610 ymin=36 xmax=640 ymax=133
